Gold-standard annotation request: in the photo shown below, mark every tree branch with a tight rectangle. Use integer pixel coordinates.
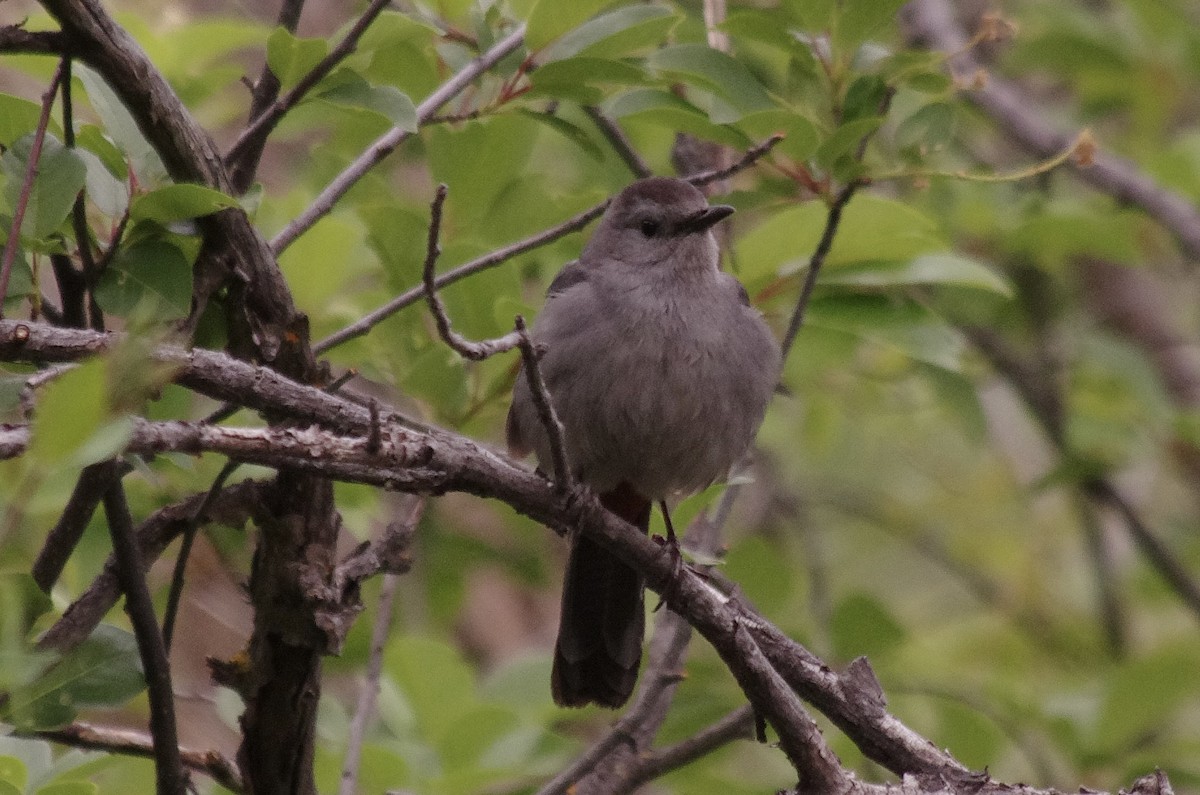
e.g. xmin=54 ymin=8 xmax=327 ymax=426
xmin=102 ymin=482 xmax=187 ymax=794
xmin=25 ymin=722 xmax=243 ymax=793
xmin=226 ymin=0 xmax=391 ymax=182
xmin=0 ymin=59 xmax=65 ymax=314
xmin=0 ymin=24 xmax=70 ymax=55
xmin=37 ymin=480 xmax=265 ymax=653
xmin=583 ymin=105 xmax=653 ymax=178
xmin=0 ymin=318 xmax=1173 ymax=794
xmin=270 ymin=23 xmax=528 ymax=254
xmin=336 ymin=498 xmax=421 ymax=795
xmin=312 ymin=134 xmax=784 ymax=355
xmin=903 ymin=0 xmax=1200 ymax=261
xmin=226 ymin=0 xmax=307 ymax=191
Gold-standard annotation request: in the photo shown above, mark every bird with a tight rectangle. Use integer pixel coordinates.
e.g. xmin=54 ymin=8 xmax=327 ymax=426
xmin=507 ymin=176 xmax=781 ymax=708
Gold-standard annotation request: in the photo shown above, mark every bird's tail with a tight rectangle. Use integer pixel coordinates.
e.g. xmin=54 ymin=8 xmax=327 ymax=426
xmin=551 ymin=483 xmax=650 ymax=709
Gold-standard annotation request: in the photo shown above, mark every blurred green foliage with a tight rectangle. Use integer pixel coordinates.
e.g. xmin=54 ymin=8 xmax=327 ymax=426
xmin=2 ymin=0 xmax=1200 ymax=792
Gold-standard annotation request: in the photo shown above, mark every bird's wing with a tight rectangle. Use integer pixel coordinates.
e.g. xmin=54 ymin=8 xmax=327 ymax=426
xmin=546 ymin=259 xmax=590 ymax=298
xmin=507 ymin=259 xmax=592 ymax=457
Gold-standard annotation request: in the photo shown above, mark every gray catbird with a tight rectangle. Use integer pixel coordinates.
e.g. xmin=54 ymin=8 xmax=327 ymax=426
xmin=507 ymin=177 xmax=781 ymax=708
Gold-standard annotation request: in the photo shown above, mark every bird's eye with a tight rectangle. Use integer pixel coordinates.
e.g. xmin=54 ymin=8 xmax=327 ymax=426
xmin=639 ymin=219 xmax=660 ymax=237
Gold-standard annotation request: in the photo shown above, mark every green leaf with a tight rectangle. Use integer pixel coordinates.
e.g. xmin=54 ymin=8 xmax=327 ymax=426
xmin=835 ymin=0 xmax=909 ymax=49
xmin=27 ymin=359 xmax=108 ymax=469
xmin=605 ymin=89 xmax=750 ymax=147
xmin=36 ymin=782 xmax=99 ymax=795
xmin=527 ymin=0 xmax=612 ymax=50
xmin=721 ymin=10 xmax=804 ymax=52
xmin=545 ymin=5 xmax=681 ymax=61
xmin=820 ymin=253 xmax=1013 ymax=296
xmin=517 ymin=110 xmax=603 ymax=161
xmin=806 ymin=294 xmax=967 ymax=372
xmin=649 ymin=44 xmax=774 ymax=120
xmin=737 ymin=195 xmax=944 ymax=283
xmin=74 ymin=125 xmax=128 ymax=180
xmin=814 ymin=116 xmax=883 ymax=172
xmin=842 ymin=74 xmax=889 ymax=123
xmin=527 ymin=57 xmax=649 ymax=103
xmin=95 ymin=237 xmax=193 ymax=319
xmin=1095 ymin=644 xmax=1200 ymax=751
xmin=385 ymin=636 xmax=475 ymax=741
xmin=895 ymin=102 xmax=957 ymax=154
xmin=2 ymin=135 xmax=87 ymax=240
xmin=736 ymin=108 xmax=820 ymax=160
xmin=76 ymin=65 xmax=165 ymax=183
xmin=5 ymin=626 xmax=145 ymax=730
xmin=129 ymin=184 xmax=239 ymax=223
xmin=0 ymin=93 xmax=44 ymax=147
xmin=266 ymin=26 xmax=329 ymax=88
xmin=317 ymin=72 xmax=418 ymax=131
xmin=0 ymin=757 xmax=27 ymax=791
xmin=438 ymin=704 xmax=520 ymax=768
xmin=830 ymin=591 xmax=906 ymax=660
xmin=781 ymin=0 xmax=835 ymax=30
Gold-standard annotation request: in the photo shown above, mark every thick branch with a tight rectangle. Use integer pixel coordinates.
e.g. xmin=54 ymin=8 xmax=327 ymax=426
xmin=0 ymin=319 xmax=1171 ymax=793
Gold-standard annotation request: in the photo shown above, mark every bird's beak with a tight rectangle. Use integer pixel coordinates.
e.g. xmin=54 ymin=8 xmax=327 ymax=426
xmin=679 ymin=204 xmax=735 ymax=235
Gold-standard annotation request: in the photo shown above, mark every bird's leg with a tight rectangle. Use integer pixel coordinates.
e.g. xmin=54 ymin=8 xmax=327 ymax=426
xmin=652 ymin=500 xmax=686 ymax=612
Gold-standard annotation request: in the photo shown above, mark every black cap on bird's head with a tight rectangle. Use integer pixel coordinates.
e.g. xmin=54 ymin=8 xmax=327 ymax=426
xmin=585 ymin=177 xmax=734 ymax=267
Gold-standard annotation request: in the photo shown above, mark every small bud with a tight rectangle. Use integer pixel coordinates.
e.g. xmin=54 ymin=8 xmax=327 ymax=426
xmin=1074 ymin=129 xmax=1097 ymax=168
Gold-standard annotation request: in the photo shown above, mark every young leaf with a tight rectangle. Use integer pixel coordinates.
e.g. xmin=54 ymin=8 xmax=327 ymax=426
xmin=3 ymin=626 xmax=146 ymax=730
xmin=820 ymin=253 xmax=1013 ymax=296
xmin=545 ymin=5 xmax=681 ymax=61
xmin=0 ymin=94 xmax=44 ymax=147
xmin=526 ymin=0 xmax=611 ymax=50
xmin=266 ymin=27 xmax=329 ymax=89
xmin=27 ymin=359 xmax=108 ymax=469
xmin=649 ymin=44 xmax=774 ymax=119
xmin=1 ymin=135 xmax=87 ymax=240
xmin=129 ymin=184 xmax=240 ymax=223
xmin=95 ymin=236 xmax=193 ymax=318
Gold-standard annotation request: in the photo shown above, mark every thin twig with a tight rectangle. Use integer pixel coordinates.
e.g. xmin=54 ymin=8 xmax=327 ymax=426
xmin=161 ymin=459 xmax=240 ymax=651
xmin=102 ymin=485 xmax=187 ymax=794
xmin=318 ymin=201 xmax=606 ymax=354
xmin=226 ymin=0 xmax=306 ymax=191
xmin=1087 ymin=478 xmax=1200 ymax=622
xmin=37 ymin=480 xmax=265 ymax=654
xmin=583 ymin=105 xmax=652 ymax=178
xmin=26 ymin=722 xmax=243 ymax=793
xmin=61 ymin=58 xmax=102 ymax=330
xmin=420 ymin=185 xmax=523 ymax=360
xmin=31 ymin=459 xmax=128 ymax=591
xmin=226 ymin=0 xmax=392 ymax=167
xmin=313 ymin=134 xmax=784 ymax=355
xmin=337 ymin=572 xmax=400 ymax=795
xmin=0 ymin=59 xmax=67 ymax=315
xmin=338 ymin=497 xmax=424 ymax=795
xmin=780 ymin=180 xmax=862 ymax=359
xmin=271 ymin=23 xmax=527 ymax=254
xmin=515 ymin=315 xmax=571 ymax=489
xmin=625 ymin=706 xmax=755 ymax=790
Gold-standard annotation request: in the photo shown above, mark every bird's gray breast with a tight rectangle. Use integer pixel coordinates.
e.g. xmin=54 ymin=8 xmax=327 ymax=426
xmin=524 ymin=266 xmax=778 ymax=498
